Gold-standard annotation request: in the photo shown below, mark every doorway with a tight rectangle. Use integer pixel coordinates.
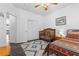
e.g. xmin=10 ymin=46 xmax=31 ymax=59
xmin=6 ymin=13 xmax=17 ymax=43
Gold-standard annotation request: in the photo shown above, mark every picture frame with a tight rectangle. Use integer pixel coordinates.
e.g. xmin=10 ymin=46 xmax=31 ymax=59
xmin=56 ymin=16 xmax=66 ymax=26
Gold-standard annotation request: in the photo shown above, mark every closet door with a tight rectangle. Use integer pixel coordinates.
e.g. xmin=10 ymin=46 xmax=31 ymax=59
xmin=27 ymin=19 xmax=40 ymax=40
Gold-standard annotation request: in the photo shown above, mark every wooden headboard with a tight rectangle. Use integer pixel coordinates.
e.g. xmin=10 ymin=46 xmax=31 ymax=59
xmin=67 ymin=29 xmax=79 ymax=33
xmin=67 ymin=29 xmax=79 ymax=42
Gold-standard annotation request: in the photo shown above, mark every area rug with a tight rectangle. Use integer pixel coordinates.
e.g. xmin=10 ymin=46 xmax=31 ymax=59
xmin=21 ymin=39 xmax=49 ymax=56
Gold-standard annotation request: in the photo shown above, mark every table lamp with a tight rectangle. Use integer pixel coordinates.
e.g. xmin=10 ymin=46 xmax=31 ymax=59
xmin=59 ymin=29 xmax=66 ymax=38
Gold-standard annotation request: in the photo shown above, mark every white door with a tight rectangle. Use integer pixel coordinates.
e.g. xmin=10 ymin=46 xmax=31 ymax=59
xmin=27 ymin=20 xmax=40 ymax=41
xmin=7 ymin=13 xmax=17 ymax=43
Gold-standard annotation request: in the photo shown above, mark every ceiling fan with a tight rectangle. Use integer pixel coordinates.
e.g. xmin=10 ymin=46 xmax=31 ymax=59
xmin=35 ymin=3 xmax=58 ymax=11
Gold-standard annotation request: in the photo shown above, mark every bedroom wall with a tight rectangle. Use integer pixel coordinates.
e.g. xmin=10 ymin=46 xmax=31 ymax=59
xmin=16 ymin=8 xmax=43 ymax=43
xmin=44 ymin=3 xmax=79 ymax=36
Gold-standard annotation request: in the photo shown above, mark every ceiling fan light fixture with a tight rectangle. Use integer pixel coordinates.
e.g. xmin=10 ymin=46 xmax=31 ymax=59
xmin=44 ymin=7 xmax=48 ymax=11
xmin=35 ymin=3 xmax=58 ymax=11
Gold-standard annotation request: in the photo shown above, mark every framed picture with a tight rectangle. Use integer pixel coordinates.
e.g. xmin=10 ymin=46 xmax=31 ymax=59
xmin=56 ymin=16 xmax=66 ymax=26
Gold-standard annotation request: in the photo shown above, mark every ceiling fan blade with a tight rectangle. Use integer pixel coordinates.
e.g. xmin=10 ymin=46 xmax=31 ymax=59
xmin=35 ymin=4 xmax=41 ymax=8
xmin=51 ymin=3 xmax=58 ymax=5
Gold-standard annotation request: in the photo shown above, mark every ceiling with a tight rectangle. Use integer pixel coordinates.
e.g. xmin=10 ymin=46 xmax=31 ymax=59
xmin=13 ymin=3 xmax=73 ymax=16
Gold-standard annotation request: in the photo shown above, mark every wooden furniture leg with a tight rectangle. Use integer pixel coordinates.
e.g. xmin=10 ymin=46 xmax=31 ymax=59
xmin=43 ymin=44 xmax=50 ymax=56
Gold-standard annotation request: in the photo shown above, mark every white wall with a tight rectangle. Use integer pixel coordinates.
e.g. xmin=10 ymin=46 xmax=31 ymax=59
xmin=44 ymin=4 xmax=79 ymax=36
xmin=17 ymin=9 xmax=43 ymax=43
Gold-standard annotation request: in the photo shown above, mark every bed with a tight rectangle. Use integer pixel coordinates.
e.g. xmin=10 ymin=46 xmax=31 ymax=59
xmin=43 ymin=29 xmax=79 ymax=56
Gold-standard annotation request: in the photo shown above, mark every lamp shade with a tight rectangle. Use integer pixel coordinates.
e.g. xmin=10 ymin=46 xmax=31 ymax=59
xmin=58 ymin=29 xmax=66 ymax=37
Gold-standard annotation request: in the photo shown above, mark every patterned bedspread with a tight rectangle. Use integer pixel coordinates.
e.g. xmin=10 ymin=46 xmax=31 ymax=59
xmin=51 ymin=39 xmax=79 ymax=53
